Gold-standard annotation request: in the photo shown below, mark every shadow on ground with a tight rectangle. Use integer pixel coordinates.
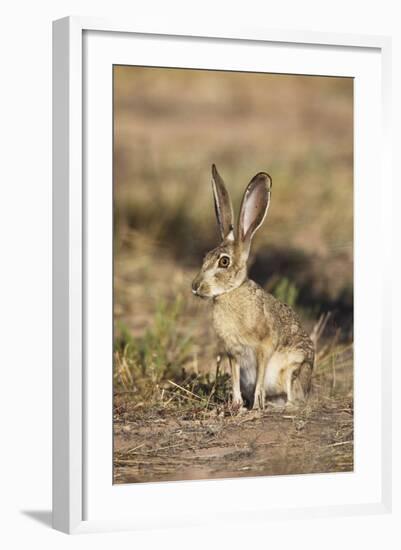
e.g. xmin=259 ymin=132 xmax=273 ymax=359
xmin=21 ymin=510 xmax=52 ymax=528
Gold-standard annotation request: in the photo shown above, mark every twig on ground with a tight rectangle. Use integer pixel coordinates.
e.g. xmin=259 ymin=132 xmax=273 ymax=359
xmin=327 ymin=440 xmax=353 ymax=448
xmin=167 ymin=379 xmax=205 ymax=401
xmin=126 ymin=442 xmax=146 ymax=453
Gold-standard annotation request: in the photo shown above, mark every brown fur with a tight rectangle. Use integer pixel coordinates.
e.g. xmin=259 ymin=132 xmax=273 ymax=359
xmin=192 ymin=166 xmax=314 ymax=408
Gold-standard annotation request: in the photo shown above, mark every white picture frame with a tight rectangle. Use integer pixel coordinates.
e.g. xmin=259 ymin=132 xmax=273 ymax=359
xmin=52 ymin=16 xmax=392 ymax=534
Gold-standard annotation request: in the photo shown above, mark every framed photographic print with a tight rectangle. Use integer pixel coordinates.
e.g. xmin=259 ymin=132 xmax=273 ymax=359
xmin=52 ymin=17 xmax=392 ymax=534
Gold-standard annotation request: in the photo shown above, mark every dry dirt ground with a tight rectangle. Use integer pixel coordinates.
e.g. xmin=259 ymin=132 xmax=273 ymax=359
xmin=113 ymin=395 xmax=353 ymax=484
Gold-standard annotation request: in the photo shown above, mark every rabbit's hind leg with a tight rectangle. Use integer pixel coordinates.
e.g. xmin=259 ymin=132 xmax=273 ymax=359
xmin=286 ymin=361 xmax=313 ymax=404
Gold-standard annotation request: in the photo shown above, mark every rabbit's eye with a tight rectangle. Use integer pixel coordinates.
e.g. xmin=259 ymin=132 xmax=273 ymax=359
xmin=218 ymin=255 xmax=230 ymax=268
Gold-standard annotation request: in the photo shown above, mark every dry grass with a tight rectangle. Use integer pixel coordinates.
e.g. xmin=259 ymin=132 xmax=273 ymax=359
xmin=113 ymin=335 xmax=353 ymax=483
xmin=113 ymin=66 xmax=353 ymax=483
xmin=113 ymin=299 xmax=353 ymax=483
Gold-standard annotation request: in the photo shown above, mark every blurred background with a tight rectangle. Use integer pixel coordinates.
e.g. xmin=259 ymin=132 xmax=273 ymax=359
xmin=113 ymin=65 xmax=353 ymax=397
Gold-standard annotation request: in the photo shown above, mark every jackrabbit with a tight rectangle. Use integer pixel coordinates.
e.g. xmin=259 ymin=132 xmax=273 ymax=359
xmin=192 ymin=165 xmax=314 ymax=409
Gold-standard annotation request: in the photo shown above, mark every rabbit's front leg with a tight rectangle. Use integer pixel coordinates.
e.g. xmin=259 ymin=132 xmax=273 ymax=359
xmin=229 ymin=356 xmax=243 ymax=408
xmin=252 ymin=350 xmax=269 ymax=410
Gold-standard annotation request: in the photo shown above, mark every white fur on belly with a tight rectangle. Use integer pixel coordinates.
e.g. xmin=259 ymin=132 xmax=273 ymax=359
xmin=238 ymin=347 xmax=256 ymax=403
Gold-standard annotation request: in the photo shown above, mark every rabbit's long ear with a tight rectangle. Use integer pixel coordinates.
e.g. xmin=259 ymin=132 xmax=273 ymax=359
xmin=211 ymin=164 xmax=235 ymax=242
xmin=238 ymin=172 xmax=272 ymax=254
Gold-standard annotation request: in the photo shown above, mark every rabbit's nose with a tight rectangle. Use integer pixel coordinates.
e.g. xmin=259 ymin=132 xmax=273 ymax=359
xmin=191 ymin=279 xmax=200 ymax=294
